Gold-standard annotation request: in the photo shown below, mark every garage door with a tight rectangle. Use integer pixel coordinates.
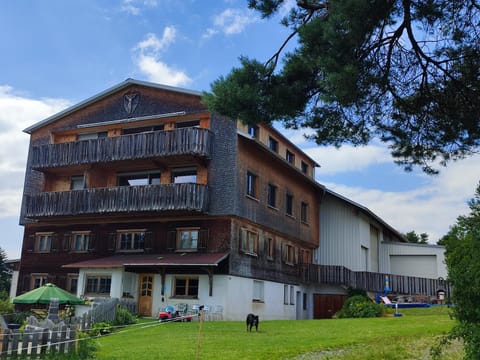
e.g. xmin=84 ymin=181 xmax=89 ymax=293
xmin=313 ymin=294 xmax=346 ymax=319
xmin=390 ymin=255 xmax=437 ymax=278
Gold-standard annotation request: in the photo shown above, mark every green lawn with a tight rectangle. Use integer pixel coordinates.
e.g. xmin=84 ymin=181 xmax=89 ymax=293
xmin=94 ymin=306 xmax=461 ymax=360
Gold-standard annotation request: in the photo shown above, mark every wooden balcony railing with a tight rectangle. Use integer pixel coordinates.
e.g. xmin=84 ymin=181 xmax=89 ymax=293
xmin=24 ymin=183 xmax=209 ymax=218
xmin=300 ymin=264 xmax=449 ymax=297
xmin=30 ymin=127 xmax=213 ymax=169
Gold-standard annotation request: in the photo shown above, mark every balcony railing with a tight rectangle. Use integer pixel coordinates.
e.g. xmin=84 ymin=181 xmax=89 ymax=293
xmin=300 ymin=264 xmax=449 ymax=297
xmin=30 ymin=127 xmax=213 ymax=169
xmin=24 ymin=183 xmax=209 ymax=218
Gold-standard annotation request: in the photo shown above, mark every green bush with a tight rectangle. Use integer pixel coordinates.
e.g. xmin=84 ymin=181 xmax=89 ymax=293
xmin=0 ymin=298 xmax=13 ymax=314
xmin=88 ymin=322 xmax=112 ymax=336
xmin=336 ymin=295 xmax=384 ymax=318
xmin=112 ymin=305 xmax=136 ymax=326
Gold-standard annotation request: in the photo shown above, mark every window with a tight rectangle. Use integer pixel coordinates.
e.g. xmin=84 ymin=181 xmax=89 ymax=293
xmin=117 ymin=230 xmax=145 ymax=251
xmin=67 ymin=275 xmax=78 ymax=294
xmin=85 ymin=275 xmax=111 ymax=295
xmin=266 ymin=237 xmax=275 ymax=260
xmin=77 ymin=131 xmax=108 ymax=141
xmin=121 ymin=125 xmax=164 ymax=135
xmin=248 ymin=124 xmax=258 ymax=138
xmin=72 ymin=232 xmax=90 ymax=252
xmin=118 ymin=171 xmax=160 ymax=186
xmin=253 ymin=280 xmax=264 ymax=302
xmin=290 ymin=285 xmax=295 ymax=305
xmin=171 ymin=167 xmax=197 ymax=183
xmin=177 ymin=228 xmax=199 ymax=251
xmin=301 ymin=161 xmax=309 ymax=175
xmin=268 ymin=137 xmax=278 ymax=152
xmin=286 ymin=193 xmax=294 ymax=216
xmin=246 ymin=172 xmax=257 ymax=198
xmin=284 ymin=243 xmax=296 ymax=265
xmin=174 ymin=277 xmax=199 ymax=297
xmin=31 ymin=274 xmax=47 ymax=289
xmin=175 ymin=120 xmax=200 ymax=128
xmin=35 ymin=233 xmax=52 ymax=253
xmin=301 ymin=202 xmax=308 ymax=223
xmin=267 ymin=184 xmax=277 ymax=208
xmin=240 ymin=229 xmax=258 ymax=255
xmin=303 ymin=292 xmax=307 ymax=310
xmin=286 ymin=150 xmax=295 ymax=165
xmin=283 ymin=285 xmax=289 ymax=305
xmin=70 ymin=175 xmax=85 ymax=190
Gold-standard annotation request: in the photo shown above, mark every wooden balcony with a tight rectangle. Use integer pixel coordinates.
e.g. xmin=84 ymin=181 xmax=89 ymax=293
xmin=30 ymin=128 xmax=213 ymax=169
xmin=24 ymin=183 xmax=209 ymax=218
xmin=300 ymin=264 xmax=449 ymax=297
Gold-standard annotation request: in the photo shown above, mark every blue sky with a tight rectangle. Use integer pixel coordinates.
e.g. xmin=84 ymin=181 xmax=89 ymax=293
xmin=1 ymin=0 xmax=479 ymax=259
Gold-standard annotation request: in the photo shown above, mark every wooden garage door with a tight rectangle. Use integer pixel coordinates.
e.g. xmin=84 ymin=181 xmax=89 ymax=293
xmin=313 ymin=294 xmax=346 ymax=319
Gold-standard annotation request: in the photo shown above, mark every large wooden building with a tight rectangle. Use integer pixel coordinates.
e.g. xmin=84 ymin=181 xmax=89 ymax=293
xmin=17 ymin=79 xmax=322 ymax=320
xmin=16 ymin=79 xmax=448 ymax=320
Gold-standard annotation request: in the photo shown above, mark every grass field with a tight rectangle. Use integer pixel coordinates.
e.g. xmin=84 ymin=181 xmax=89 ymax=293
xmin=94 ymin=306 xmax=462 ymax=359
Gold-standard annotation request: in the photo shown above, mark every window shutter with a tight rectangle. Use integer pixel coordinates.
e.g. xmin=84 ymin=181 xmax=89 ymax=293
xmin=108 ymin=232 xmax=116 ymax=252
xmin=88 ymin=233 xmax=96 ymax=252
xmin=51 ymin=234 xmax=59 ymax=252
xmin=144 ymin=231 xmax=153 ymax=253
xmin=63 ymin=232 xmax=71 ymax=251
xmin=27 ymin=235 xmax=35 ymax=252
xmin=22 ymin=275 xmax=30 ymax=292
xmin=198 ymin=229 xmax=208 ymax=251
xmin=167 ymin=230 xmax=176 ymax=251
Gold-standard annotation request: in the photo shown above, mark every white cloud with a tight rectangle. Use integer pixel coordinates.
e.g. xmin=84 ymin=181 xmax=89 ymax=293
xmin=0 ymin=86 xmax=70 ymax=216
xmin=305 ymin=144 xmax=393 ymax=174
xmin=120 ymin=0 xmax=158 ymax=15
xmin=133 ymin=29 xmax=192 ymax=87
xmin=324 ymin=154 xmax=480 ymax=243
xmin=203 ymin=8 xmax=257 ymax=39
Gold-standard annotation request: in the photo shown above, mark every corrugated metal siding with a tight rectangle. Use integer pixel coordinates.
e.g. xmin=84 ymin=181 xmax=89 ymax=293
xmin=317 ymin=194 xmax=364 ymax=270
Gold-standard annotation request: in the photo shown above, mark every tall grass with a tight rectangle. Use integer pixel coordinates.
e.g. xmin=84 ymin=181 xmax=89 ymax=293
xmin=94 ymin=306 xmax=461 ymax=359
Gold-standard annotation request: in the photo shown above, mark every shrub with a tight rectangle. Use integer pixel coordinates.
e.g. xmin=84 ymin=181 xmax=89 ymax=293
xmin=0 ymin=298 xmax=13 ymax=315
xmin=112 ymin=305 xmax=136 ymax=326
xmin=336 ymin=295 xmax=384 ymax=318
xmin=88 ymin=322 xmax=112 ymax=336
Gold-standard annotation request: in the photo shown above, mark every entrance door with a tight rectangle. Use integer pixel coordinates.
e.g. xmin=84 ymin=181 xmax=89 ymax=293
xmin=313 ymin=294 xmax=346 ymax=319
xmin=138 ymin=274 xmax=154 ymax=316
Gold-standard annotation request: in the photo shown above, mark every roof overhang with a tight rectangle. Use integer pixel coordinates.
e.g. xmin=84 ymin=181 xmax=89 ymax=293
xmin=62 ymin=252 xmax=229 ymax=269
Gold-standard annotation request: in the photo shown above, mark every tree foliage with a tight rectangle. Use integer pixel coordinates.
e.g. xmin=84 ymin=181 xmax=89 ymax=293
xmin=203 ymin=0 xmax=480 ymax=174
xmin=441 ymin=182 xmax=480 ymax=359
xmin=403 ymin=230 xmax=429 ymax=244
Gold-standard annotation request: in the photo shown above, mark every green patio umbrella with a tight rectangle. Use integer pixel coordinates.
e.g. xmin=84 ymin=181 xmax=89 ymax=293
xmin=13 ymin=283 xmax=84 ymax=305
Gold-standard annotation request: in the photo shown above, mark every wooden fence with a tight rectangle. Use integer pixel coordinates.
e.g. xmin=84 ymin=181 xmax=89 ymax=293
xmin=300 ymin=264 xmax=450 ymax=297
xmin=0 ymin=298 xmax=137 ymax=358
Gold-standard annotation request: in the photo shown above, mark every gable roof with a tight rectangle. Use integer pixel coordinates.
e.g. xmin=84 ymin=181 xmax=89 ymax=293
xmin=23 ymin=78 xmax=202 ymax=134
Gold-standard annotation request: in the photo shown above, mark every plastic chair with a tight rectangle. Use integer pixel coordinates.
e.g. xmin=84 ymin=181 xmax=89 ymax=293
xmin=211 ymin=305 xmax=224 ymax=320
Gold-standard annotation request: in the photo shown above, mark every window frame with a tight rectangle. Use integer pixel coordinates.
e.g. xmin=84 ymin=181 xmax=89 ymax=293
xmin=267 ymin=183 xmax=277 ymax=208
xmin=116 ymin=229 xmax=146 ymax=252
xmin=31 ymin=273 xmax=48 ymax=290
xmin=253 ymin=280 xmax=264 ymax=302
xmin=266 ymin=237 xmax=275 ymax=260
xmin=173 ymin=276 xmax=199 ymax=298
xmin=67 ymin=274 xmax=79 ymax=294
xmin=301 ymin=202 xmax=308 ymax=224
xmin=117 ymin=170 xmax=161 ymax=186
xmin=35 ymin=232 xmax=53 ymax=253
xmin=240 ymin=228 xmax=259 ymax=256
xmin=268 ymin=136 xmax=278 ymax=153
xmin=176 ymin=227 xmax=199 ymax=251
xmin=286 ymin=149 xmax=295 ymax=165
xmin=171 ymin=167 xmax=197 ymax=184
xmin=301 ymin=161 xmax=309 ymax=175
xmin=246 ymin=171 xmax=258 ymax=199
xmin=85 ymin=274 xmax=112 ymax=296
xmin=70 ymin=175 xmax=85 ymax=190
xmin=71 ymin=231 xmax=90 ymax=252
xmin=248 ymin=124 xmax=258 ymax=138
xmin=286 ymin=193 xmax=294 ymax=217
xmin=284 ymin=243 xmax=296 ymax=265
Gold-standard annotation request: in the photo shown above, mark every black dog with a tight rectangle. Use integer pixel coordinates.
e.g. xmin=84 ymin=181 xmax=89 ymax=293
xmin=246 ymin=313 xmax=259 ymax=332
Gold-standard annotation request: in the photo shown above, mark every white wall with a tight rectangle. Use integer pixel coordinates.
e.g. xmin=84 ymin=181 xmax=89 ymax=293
xmin=379 ymin=242 xmax=447 ymax=279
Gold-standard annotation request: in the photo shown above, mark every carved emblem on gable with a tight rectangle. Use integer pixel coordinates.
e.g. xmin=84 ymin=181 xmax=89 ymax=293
xmin=123 ymin=90 xmax=140 ymax=115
